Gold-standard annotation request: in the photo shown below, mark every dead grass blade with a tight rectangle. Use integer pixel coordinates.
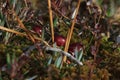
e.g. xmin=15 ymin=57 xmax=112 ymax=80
xmin=0 ymin=26 xmax=26 ymax=36
xmin=0 ymin=26 xmax=50 ymax=46
xmin=48 ymin=0 xmax=54 ymax=43
xmin=63 ymin=0 xmax=81 ymax=62
xmin=12 ymin=10 xmax=36 ymax=43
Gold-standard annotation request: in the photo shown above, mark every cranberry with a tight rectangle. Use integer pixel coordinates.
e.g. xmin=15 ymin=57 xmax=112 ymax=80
xmin=33 ymin=25 xmax=42 ymax=34
xmin=54 ymin=35 xmax=66 ymax=46
xmin=68 ymin=42 xmax=83 ymax=53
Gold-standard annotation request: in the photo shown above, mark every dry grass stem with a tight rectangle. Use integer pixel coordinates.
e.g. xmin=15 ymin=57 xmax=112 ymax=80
xmin=63 ymin=0 xmax=81 ymax=62
xmin=12 ymin=10 xmax=36 ymax=43
xmin=48 ymin=0 xmax=54 ymax=43
xmin=0 ymin=26 xmax=26 ymax=36
xmin=0 ymin=26 xmax=50 ymax=46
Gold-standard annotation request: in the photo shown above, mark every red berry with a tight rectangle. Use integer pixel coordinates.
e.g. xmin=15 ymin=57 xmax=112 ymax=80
xmin=54 ymin=35 xmax=66 ymax=46
xmin=68 ymin=42 xmax=83 ymax=53
xmin=33 ymin=25 xmax=42 ymax=34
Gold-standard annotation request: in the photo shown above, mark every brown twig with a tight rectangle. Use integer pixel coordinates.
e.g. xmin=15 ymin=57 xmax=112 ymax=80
xmin=51 ymin=1 xmax=70 ymax=20
xmin=12 ymin=10 xmax=36 ymax=43
xmin=63 ymin=0 xmax=81 ymax=62
xmin=0 ymin=26 xmax=50 ymax=46
xmin=0 ymin=26 xmax=26 ymax=36
xmin=48 ymin=0 xmax=54 ymax=43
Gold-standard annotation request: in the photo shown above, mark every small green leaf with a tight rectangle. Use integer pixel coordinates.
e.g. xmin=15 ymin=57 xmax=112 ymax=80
xmin=74 ymin=47 xmax=78 ymax=59
xmin=12 ymin=53 xmax=16 ymax=63
xmin=53 ymin=43 xmax=58 ymax=56
xmin=74 ymin=48 xmax=83 ymax=61
xmin=0 ymin=12 xmax=5 ymax=26
xmin=106 ymin=0 xmax=115 ymax=17
xmin=15 ymin=1 xmax=22 ymax=15
xmin=53 ymin=18 xmax=58 ymax=27
xmin=4 ymin=32 xmax=11 ymax=44
xmin=47 ymin=56 xmax=52 ymax=65
xmin=10 ymin=0 xmax=17 ymax=6
xmin=7 ymin=53 xmax=11 ymax=69
xmin=25 ymin=75 xmax=38 ymax=80
xmin=54 ymin=56 xmax=62 ymax=68
xmin=41 ymin=28 xmax=45 ymax=40
xmin=78 ymin=49 xmax=83 ymax=61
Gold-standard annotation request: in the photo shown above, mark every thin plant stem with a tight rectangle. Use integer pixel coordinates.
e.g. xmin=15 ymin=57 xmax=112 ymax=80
xmin=45 ymin=46 xmax=83 ymax=66
xmin=48 ymin=0 xmax=54 ymax=43
xmin=0 ymin=26 xmax=26 ymax=36
xmin=63 ymin=29 xmax=71 ymax=62
xmin=63 ymin=0 xmax=81 ymax=62
xmin=12 ymin=10 xmax=36 ymax=43
xmin=0 ymin=26 xmax=50 ymax=46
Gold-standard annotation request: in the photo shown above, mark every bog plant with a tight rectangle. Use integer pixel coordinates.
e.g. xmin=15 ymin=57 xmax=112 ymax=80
xmin=0 ymin=0 xmax=120 ymax=80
